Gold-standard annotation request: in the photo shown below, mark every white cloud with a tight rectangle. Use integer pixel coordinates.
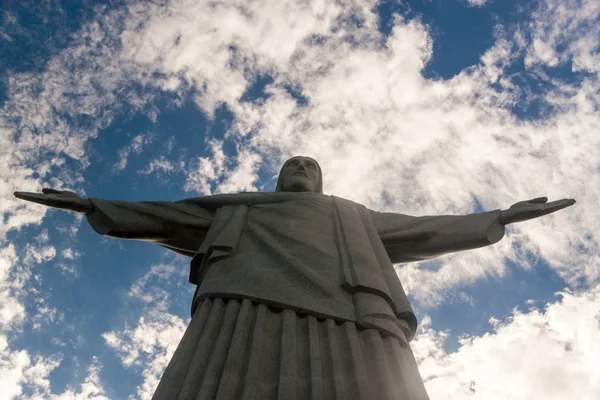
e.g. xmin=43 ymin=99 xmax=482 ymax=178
xmin=120 ymin=0 xmax=357 ymax=117
xmin=0 ymin=242 xmax=74 ymax=399
xmin=184 ymin=142 xmax=262 ymax=194
xmin=0 ymin=4 xmax=160 ymax=241
xmin=23 ymin=244 xmax=56 ymax=266
xmin=465 ymin=0 xmax=489 ymax=6
xmin=183 ymin=139 xmax=227 ymax=194
xmin=0 ymin=6 xmax=164 ymax=394
xmin=127 ymin=262 xmax=187 ymax=306
xmin=61 ymin=248 xmax=80 ymax=260
xmin=114 ymin=134 xmax=154 ymax=172
xmin=0 ymin=239 xmax=59 ymax=333
xmin=0 ymin=347 xmax=108 ymax=399
xmin=412 ymin=287 xmax=600 ymax=400
xmin=397 ymin=238 xmax=515 ymax=306
xmin=103 ymin=262 xmax=189 ymax=400
xmin=214 ymin=149 xmax=262 ymax=193
xmin=524 ymin=0 xmax=600 ymax=72
xmin=103 ymin=311 xmax=187 ymax=400
xmin=138 ymin=156 xmax=178 ymax=176
xmin=45 ymin=359 xmax=109 ymax=400
xmin=0 ymin=245 xmax=25 ymax=330
xmin=480 ymin=38 xmax=515 ymax=84
xmin=0 ymin=335 xmax=61 ymax=400
xmin=0 ymin=330 xmax=105 ymax=399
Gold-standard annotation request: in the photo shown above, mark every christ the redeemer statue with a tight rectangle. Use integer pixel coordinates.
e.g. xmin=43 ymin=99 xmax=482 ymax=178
xmin=15 ymin=156 xmax=575 ymax=400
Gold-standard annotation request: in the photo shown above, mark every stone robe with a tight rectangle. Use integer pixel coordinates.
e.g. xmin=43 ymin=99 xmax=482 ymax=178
xmin=86 ymin=192 xmax=504 ymax=400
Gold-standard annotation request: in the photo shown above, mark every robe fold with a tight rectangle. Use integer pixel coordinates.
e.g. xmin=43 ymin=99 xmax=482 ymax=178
xmin=86 ymin=192 xmax=504 ymax=399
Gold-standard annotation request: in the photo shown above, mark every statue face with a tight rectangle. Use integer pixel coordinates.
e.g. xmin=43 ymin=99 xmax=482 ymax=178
xmin=279 ymin=156 xmax=321 ymax=193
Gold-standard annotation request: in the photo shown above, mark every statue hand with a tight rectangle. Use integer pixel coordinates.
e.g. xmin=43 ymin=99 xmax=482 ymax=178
xmin=498 ymin=196 xmax=576 ymax=225
xmin=14 ymin=188 xmax=93 ymax=214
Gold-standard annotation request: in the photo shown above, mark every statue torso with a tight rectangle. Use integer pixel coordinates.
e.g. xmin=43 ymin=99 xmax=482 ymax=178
xmin=195 ymin=196 xmax=357 ymax=321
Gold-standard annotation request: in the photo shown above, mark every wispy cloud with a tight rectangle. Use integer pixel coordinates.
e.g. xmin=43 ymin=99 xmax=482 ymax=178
xmin=0 ymin=4 xmax=157 ymax=398
xmin=464 ymin=0 xmax=490 ymax=7
xmin=103 ymin=262 xmax=189 ymax=399
xmin=0 ymin=6 xmax=148 ymax=239
xmin=114 ymin=134 xmax=155 ymax=172
xmin=182 ymin=139 xmax=227 ymax=194
xmin=0 ymin=337 xmax=61 ymax=400
xmin=46 ymin=358 xmax=109 ymax=400
xmin=413 ymin=286 xmax=600 ymax=399
xmin=524 ymin=0 xmax=600 ymax=71
xmin=138 ymin=156 xmax=178 ymax=177
xmin=103 ymin=312 xmax=187 ymax=400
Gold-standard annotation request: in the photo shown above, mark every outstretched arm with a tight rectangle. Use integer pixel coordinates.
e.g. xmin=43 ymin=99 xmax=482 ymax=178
xmin=370 ymin=196 xmax=575 ymax=264
xmin=14 ymin=188 xmax=214 ymax=257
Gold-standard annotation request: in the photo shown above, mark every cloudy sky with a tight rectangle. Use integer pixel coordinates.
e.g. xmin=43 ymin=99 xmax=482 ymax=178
xmin=1 ymin=0 xmax=599 ymax=398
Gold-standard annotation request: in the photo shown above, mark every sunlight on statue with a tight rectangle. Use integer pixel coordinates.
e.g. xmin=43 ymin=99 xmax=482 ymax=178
xmin=14 ymin=156 xmax=575 ymax=400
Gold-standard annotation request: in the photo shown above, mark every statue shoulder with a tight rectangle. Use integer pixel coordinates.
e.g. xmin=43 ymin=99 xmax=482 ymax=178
xmin=330 ymin=195 xmax=368 ymax=210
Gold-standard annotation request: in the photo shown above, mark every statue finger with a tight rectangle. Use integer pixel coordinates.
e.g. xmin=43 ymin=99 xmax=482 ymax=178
xmin=544 ymin=199 xmax=576 ymax=212
xmin=14 ymin=191 xmax=88 ymax=212
xmin=42 ymin=188 xmax=62 ymax=194
xmin=559 ymin=198 xmax=576 ymax=207
xmin=14 ymin=191 xmax=50 ymax=204
xmin=15 ymin=191 xmax=39 ymax=200
xmin=527 ymin=196 xmax=548 ymax=204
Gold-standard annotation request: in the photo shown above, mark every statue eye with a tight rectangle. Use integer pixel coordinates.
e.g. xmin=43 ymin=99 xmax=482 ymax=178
xmin=307 ymin=163 xmax=316 ymax=169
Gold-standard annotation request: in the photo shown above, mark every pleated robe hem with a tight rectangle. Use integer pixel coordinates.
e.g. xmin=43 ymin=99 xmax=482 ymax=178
xmin=152 ymin=297 xmax=430 ymax=400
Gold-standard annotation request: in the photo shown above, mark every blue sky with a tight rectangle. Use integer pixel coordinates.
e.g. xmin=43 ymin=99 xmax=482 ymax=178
xmin=1 ymin=0 xmax=599 ymax=399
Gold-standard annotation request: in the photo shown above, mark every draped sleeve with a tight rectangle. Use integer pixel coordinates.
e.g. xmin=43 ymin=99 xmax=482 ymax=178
xmin=369 ymin=209 xmax=505 ymax=264
xmin=85 ymin=198 xmax=215 ymax=258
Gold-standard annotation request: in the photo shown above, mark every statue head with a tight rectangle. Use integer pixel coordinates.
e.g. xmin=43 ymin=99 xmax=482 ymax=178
xmin=276 ymin=156 xmax=323 ymax=193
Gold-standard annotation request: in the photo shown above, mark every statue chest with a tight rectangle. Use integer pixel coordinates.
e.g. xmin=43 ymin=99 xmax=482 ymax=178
xmin=195 ymin=198 xmax=356 ymax=321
